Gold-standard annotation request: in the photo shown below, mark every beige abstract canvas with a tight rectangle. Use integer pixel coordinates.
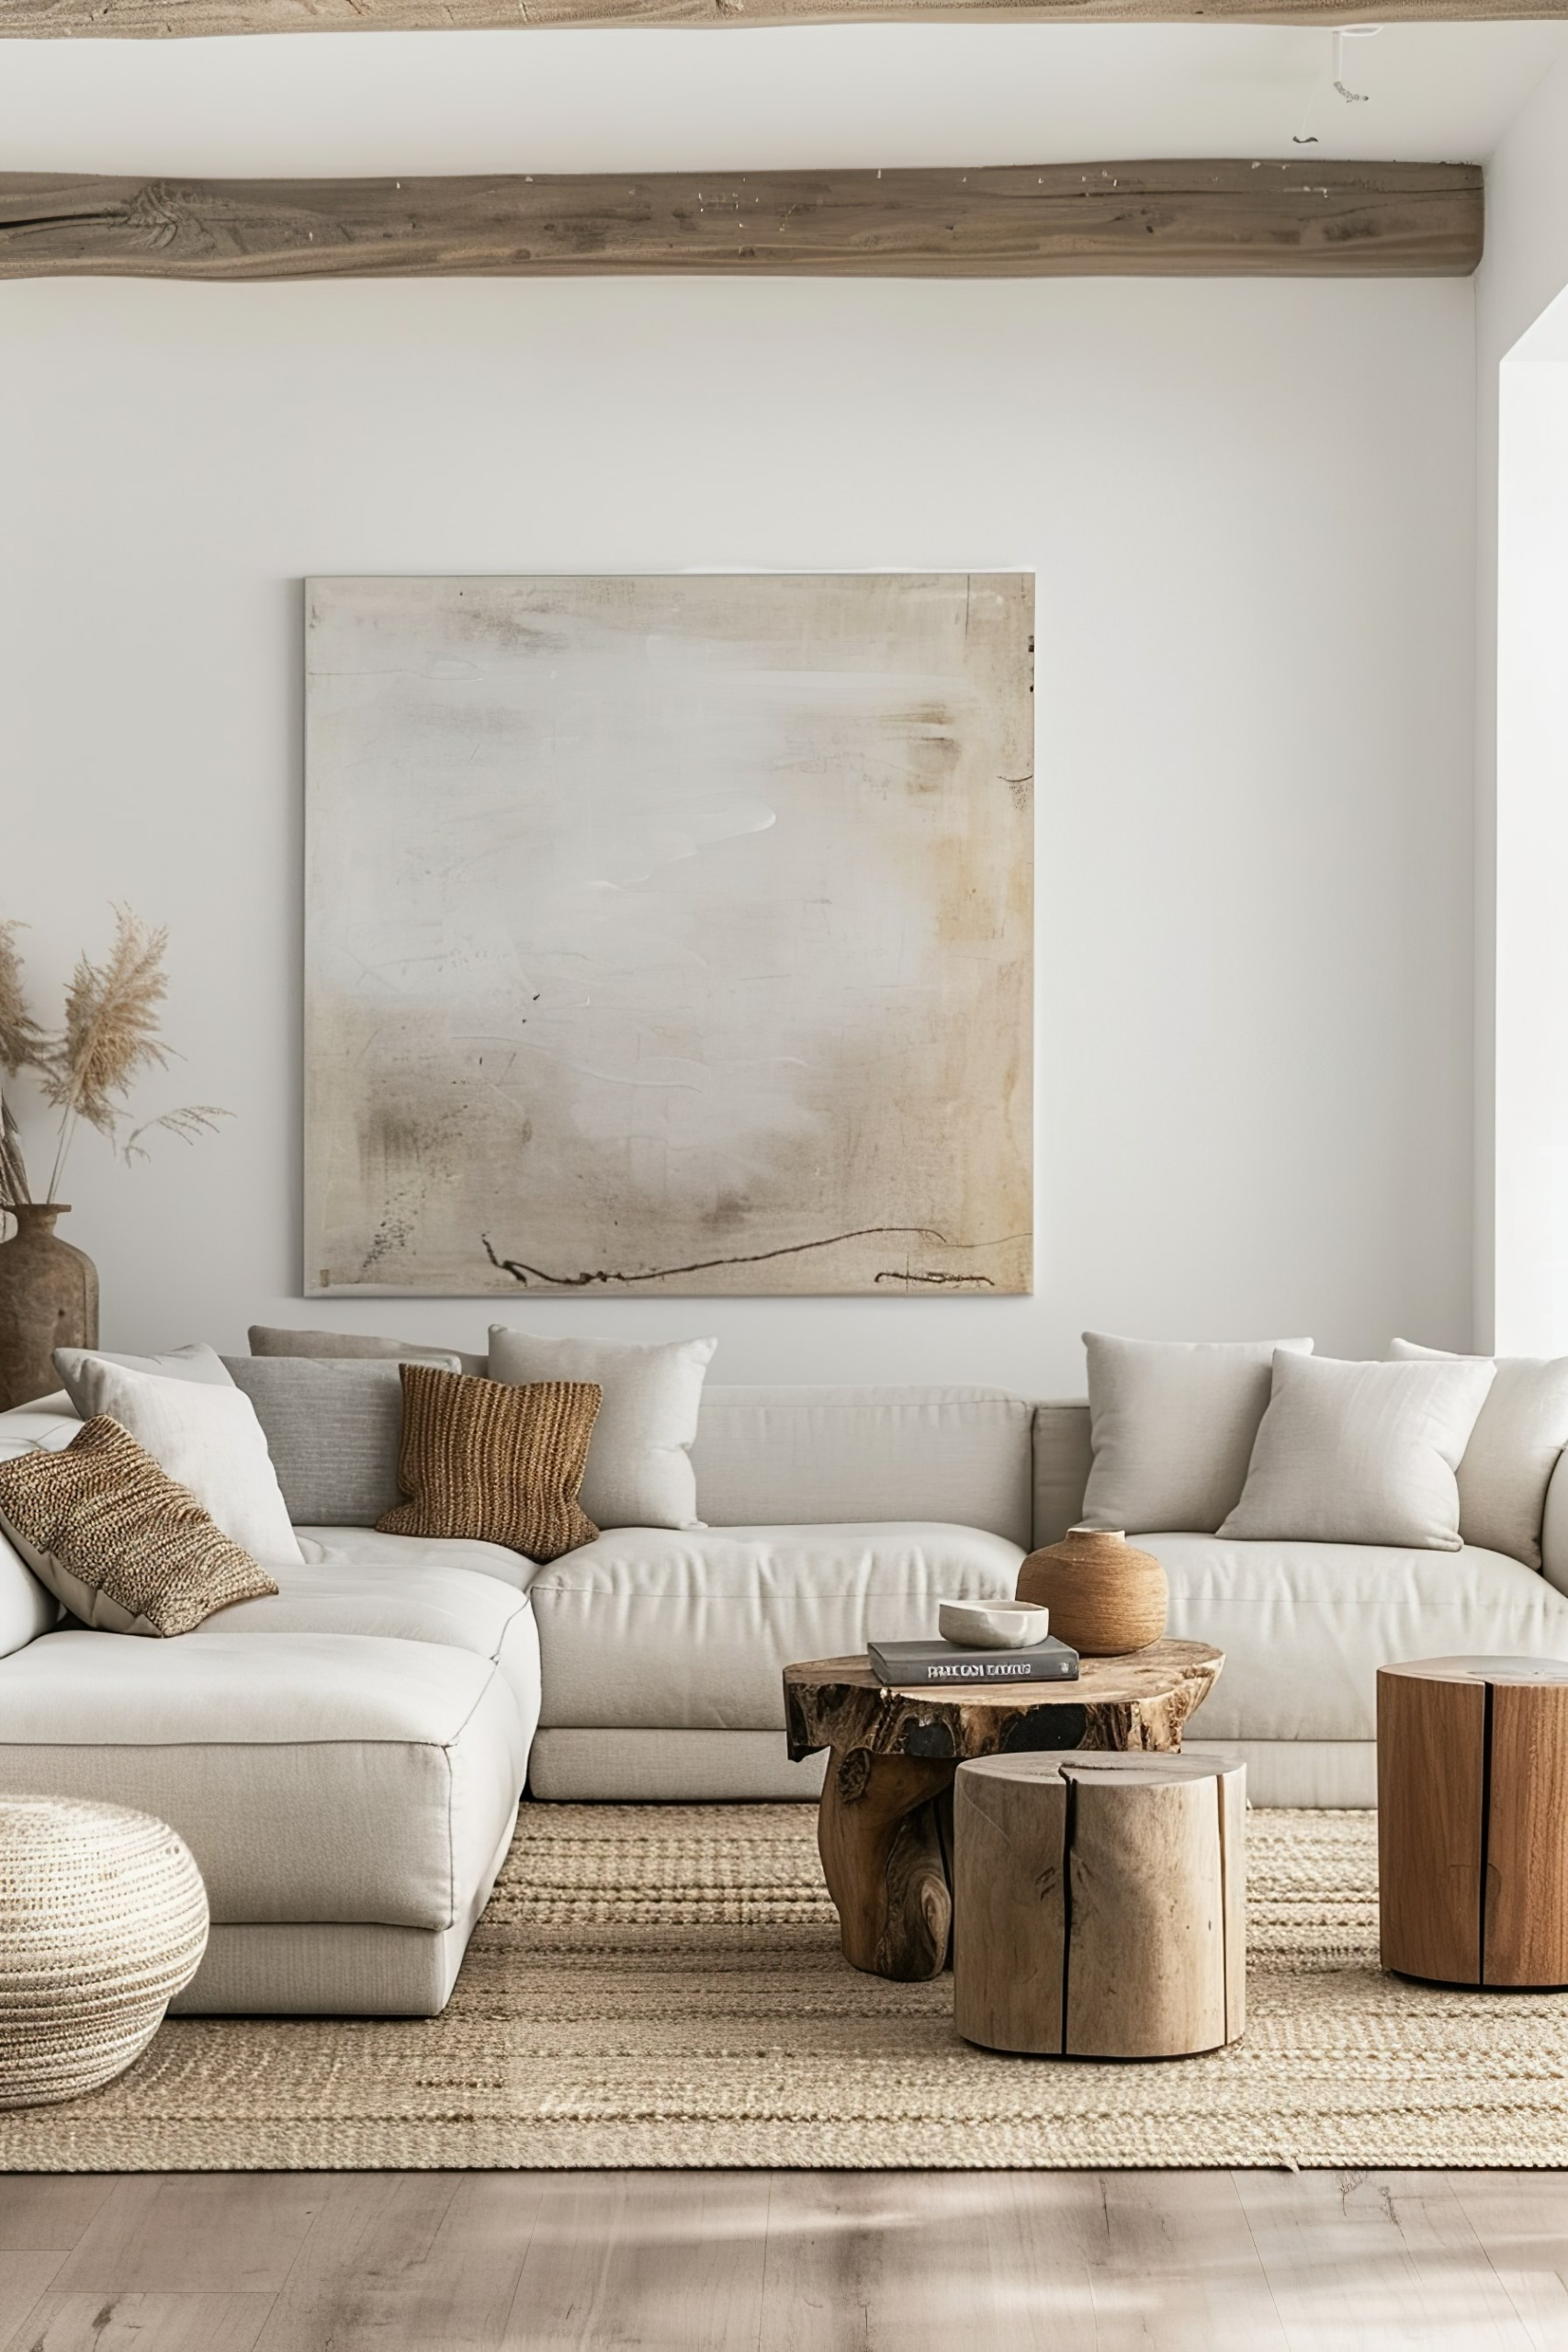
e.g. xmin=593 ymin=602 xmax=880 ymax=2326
xmin=304 ymin=573 xmax=1032 ymax=1297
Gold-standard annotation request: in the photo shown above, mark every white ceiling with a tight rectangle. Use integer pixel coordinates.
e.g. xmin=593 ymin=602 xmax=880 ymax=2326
xmin=0 ymin=22 xmax=1562 ymax=177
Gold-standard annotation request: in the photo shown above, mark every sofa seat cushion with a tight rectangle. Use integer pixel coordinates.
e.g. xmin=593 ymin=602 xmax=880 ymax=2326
xmin=0 ymin=1630 xmax=527 ymax=1929
xmin=531 ymin=1521 xmax=1024 ymax=1732
xmin=188 ymin=1550 xmax=541 ymax=1724
xmin=1149 ymin=1532 xmax=1568 ymax=1743
xmin=295 ymin=1523 xmax=537 ymax=1590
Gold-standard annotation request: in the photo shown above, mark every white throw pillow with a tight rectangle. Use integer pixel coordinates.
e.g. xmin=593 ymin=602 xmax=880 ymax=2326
xmin=1391 ymin=1338 xmax=1568 ymax=1569
xmin=1079 ymin=1334 xmax=1315 ymax=1534
xmin=1219 ymin=1351 xmax=1496 ymax=1552
xmin=83 ymin=1361 xmax=303 ymax=1567
xmin=488 ymin=1329 xmax=716 ymax=1531
xmin=53 ymin=1341 xmax=235 ymax=1421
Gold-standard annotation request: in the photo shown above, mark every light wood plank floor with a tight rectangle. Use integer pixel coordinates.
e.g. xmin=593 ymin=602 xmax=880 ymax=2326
xmin=1 ymin=2169 xmax=1566 ymax=2350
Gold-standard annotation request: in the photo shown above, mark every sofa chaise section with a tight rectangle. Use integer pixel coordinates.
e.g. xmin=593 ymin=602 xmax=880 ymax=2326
xmin=0 ymin=1627 xmax=528 ymax=2016
xmin=199 ymin=1538 xmax=542 ymax=1724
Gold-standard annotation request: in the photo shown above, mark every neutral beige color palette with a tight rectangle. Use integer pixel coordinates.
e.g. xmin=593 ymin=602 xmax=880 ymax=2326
xmin=305 ymin=572 xmax=1032 ymax=1299
xmin=6 ymin=1802 xmax=1568 ymax=2171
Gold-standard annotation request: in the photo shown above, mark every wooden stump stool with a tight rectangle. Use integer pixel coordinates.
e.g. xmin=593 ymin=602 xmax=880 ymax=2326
xmin=1379 ymin=1655 xmax=1568 ymax=1989
xmin=953 ymin=1750 xmax=1247 ymax=2058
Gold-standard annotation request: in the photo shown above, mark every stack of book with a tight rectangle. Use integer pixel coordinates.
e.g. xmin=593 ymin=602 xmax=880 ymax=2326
xmin=867 ymin=1635 xmax=1080 ymax=1688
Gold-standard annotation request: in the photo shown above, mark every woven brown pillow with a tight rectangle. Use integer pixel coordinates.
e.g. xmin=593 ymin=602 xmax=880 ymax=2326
xmin=377 ymin=1363 xmax=602 ymax=1560
xmin=0 ymin=1416 xmax=279 ymax=1638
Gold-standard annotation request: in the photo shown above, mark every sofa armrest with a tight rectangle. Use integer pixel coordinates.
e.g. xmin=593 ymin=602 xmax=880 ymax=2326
xmin=1541 ymin=1450 xmax=1568 ymax=1597
xmin=1032 ymin=1401 xmax=1092 ymax=1550
xmin=0 ymin=1396 xmax=81 ymax=1461
xmin=0 ymin=1522 xmax=60 ymax=1654
xmin=0 ymin=1399 xmax=77 ymax=1652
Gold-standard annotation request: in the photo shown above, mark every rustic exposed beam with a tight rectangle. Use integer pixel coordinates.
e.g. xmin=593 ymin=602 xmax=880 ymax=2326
xmin=0 ymin=0 xmax=1561 ymax=30
xmin=0 ymin=164 xmax=1483 ymax=279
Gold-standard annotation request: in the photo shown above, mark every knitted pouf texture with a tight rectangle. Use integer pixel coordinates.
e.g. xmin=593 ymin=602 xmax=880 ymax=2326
xmin=6 ymin=1803 xmax=1568 ymax=2170
xmin=0 ymin=1796 xmax=209 ymax=2109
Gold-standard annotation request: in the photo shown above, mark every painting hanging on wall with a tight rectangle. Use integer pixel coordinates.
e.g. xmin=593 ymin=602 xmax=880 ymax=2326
xmin=303 ymin=571 xmax=1033 ymax=1297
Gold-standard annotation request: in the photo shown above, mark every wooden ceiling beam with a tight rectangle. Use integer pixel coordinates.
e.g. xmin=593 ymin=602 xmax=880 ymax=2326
xmin=0 ymin=163 xmax=1483 ymax=278
xmin=0 ymin=0 xmax=1559 ymax=29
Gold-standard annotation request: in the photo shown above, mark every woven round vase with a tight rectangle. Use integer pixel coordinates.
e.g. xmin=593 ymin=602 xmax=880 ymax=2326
xmin=1016 ymin=1525 xmax=1168 ymax=1657
xmin=0 ymin=1797 xmax=209 ymax=2109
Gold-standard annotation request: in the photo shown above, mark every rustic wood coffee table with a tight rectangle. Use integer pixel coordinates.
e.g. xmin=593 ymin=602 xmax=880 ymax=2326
xmin=783 ymin=1639 xmax=1224 ymax=1982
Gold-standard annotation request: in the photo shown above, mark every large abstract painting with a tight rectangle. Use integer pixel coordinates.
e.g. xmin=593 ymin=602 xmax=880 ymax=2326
xmin=304 ymin=572 xmax=1033 ymax=1297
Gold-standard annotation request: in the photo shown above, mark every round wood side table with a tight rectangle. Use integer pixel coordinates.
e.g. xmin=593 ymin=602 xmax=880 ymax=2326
xmin=953 ymin=1749 xmax=1247 ymax=2058
xmin=1378 ymin=1655 xmax=1568 ymax=1989
xmin=783 ymin=1638 xmax=1224 ymax=1983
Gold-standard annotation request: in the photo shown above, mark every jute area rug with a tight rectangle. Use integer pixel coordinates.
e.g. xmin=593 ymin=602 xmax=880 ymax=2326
xmin=4 ymin=1803 xmax=1566 ymax=2173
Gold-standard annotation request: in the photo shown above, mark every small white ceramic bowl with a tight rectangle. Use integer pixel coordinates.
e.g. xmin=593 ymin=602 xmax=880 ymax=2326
xmin=938 ymin=1599 xmax=1051 ymax=1650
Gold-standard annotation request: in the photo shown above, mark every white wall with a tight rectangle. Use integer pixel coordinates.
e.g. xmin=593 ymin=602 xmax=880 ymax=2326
xmin=1476 ymin=51 xmax=1568 ymax=1352
xmin=1494 ymin=342 xmax=1568 ymax=1353
xmin=1 ymin=273 xmax=1475 ymax=1391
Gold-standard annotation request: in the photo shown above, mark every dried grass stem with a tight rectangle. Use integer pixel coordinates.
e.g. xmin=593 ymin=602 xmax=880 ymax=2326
xmin=0 ymin=909 xmax=229 ymax=1215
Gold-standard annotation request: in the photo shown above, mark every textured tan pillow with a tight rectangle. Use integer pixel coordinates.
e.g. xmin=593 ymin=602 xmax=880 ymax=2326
xmin=377 ymin=1364 xmax=602 ymax=1561
xmin=0 ymin=1417 xmax=279 ymax=1637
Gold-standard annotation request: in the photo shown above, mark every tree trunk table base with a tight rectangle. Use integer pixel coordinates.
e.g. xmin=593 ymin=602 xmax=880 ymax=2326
xmin=783 ymin=1640 xmax=1224 ymax=1982
xmin=1379 ymin=1655 xmax=1568 ymax=1989
xmin=953 ymin=1750 xmax=1247 ymax=2057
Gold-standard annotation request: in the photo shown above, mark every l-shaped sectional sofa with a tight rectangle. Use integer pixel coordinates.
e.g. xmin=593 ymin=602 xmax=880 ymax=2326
xmin=5 ymin=1377 xmax=1568 ymax=2016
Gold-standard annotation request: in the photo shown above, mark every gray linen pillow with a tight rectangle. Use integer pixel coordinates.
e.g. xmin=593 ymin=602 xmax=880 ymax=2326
xmin=1219 ymin=1351 xmax=1496 ymax=1551
xmin=222 ymin=1354 xmax=458 ymax=1526
xmin=53 ymin=1340 xmax=234 ymax=1419
xmin=1079 ymin=1333 xmax=1314 ymax=1534
xmin=1390 ymin=1339 xmax=1568 ymax=1569
xmin=248 ymin=1324 xmax=488 ymax=1379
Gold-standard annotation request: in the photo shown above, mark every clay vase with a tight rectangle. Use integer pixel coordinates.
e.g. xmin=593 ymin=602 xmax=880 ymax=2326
xmin=1016 ymin=1523 xmax=1168 ymax=1657
xmin=0 ymin=1205 xmax=98 ymax=1413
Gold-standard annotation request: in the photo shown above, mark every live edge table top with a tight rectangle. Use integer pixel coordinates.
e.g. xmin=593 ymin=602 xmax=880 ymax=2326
xmin=783 ymin=1638 xmax=1225 ymax=1766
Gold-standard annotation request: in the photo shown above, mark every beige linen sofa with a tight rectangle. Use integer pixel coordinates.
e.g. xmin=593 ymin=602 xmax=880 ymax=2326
xmin=0 ymin=1384 xmax=1034 ymax=2015
xmin=532 ymin=1393 xmax=1568 ymax=1810
xmin=5 ymin=1378 xmax=1568 ymax=2015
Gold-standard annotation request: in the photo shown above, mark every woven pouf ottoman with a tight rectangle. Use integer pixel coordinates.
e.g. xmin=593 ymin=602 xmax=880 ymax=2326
xmin=0 ymin=1796 xmax=209 ymax=2109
